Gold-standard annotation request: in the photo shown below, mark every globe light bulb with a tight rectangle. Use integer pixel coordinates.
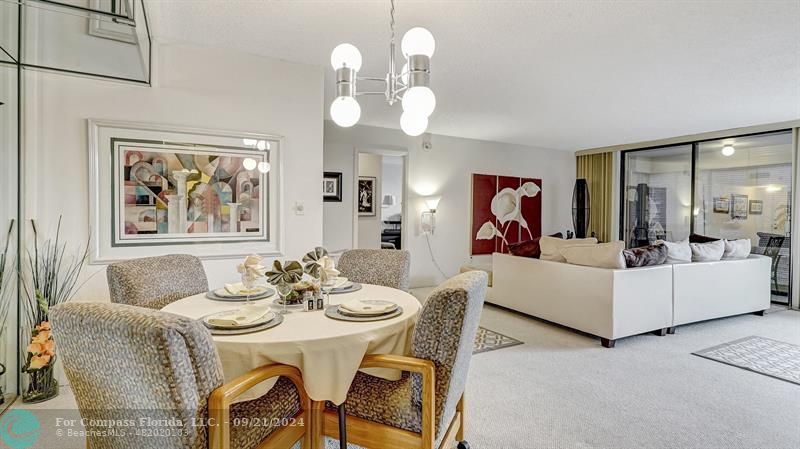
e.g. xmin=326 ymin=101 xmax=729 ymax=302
xmin=330 ymin=43 xmax=362 ymax=71
xmin=243 ymin=157 xmax=257 ymax=171
xmin=402 ymin=86 xmax=436 ymax=117
xmin=400 ymin=62 xmax=409 ymax=85
xmin=400 ymin=111 xmax=428 ymax=136
xmin=257 ymin=162 xmax=271 ymax=174
xmin=256 ymin=140 xmax=269 ymax=151
xmin=242 ymin=138 xmax=257 ymax=146
xmin=330 ymin=96 xmax=361 ymax=127
xmin=401 ymin=27 xmax=435 ymax=57
xmin=721 ymin=145 xmax=735 ymax=156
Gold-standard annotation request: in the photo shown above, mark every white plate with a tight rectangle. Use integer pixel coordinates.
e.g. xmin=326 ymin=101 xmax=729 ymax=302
xmin=203 ymin=307 xmax=276 ymax=329
xmin=214 ymin=285 xmax=270 ymax=298
xmin=323 ymin=277 xmax=349 ymax=290
xmin=338 ymin=300 xmax=398 ymax=316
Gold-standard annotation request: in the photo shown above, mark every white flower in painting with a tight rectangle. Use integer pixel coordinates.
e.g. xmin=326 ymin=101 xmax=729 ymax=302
xmin=518 ymin=182 xmax=540 ymax=199
xmin=491 ymin=188 xmax=520 ymax=225
xmin=476 ymin=221 xmax=500 ymax=240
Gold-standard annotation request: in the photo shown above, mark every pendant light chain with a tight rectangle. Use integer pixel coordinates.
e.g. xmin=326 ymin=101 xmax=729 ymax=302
xmin=390 ymin=0 xmax=396 ymax=44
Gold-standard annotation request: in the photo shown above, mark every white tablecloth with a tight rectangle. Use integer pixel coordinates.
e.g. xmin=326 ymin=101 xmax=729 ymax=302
xmin=161 ymin=284 xmax=421 ymax=404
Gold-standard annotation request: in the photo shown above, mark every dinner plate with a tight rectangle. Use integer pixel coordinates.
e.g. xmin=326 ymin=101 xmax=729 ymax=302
xmin=338 ymin=300 xmax=399 ymax=316
xmin=327 ymin=283 xmax=363 ymax=295
xmin=213 ymin=285 xmax=273 ymax=298
xmin=325 ymin=305 xmax=403 ymax=322
xmin=203 ymin=313 xmax=284 ymax=335
xmin=206 ymin=287 xmax=275 ymax=302
xmin=201 ymin=308 xmax=276 ymax=330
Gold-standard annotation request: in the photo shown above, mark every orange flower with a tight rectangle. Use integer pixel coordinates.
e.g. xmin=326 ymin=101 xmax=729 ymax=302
xmin=27 ymin=343 xmax=44 ymax=355
xmin=28 ymin=354 xmax=51 ymax=370
xmin=43 ymin=339 xmax=55 ymax=355
xmin=32 ymin=330 xmax=51 ymax=345
xmin=36 ymin=321 xmax=51 ymax=331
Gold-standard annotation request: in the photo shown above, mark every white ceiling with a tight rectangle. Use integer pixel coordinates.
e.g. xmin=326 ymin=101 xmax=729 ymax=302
xmin=144 ymin=0 xmax=800 ymax=151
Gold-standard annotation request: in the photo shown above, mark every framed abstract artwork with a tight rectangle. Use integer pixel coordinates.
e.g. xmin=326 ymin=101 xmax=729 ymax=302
xmin=323 ymin=172 xmax=343 ymax=202
xmin=749 ymin=200 xmax=763 ymax=215
xmin=713 ymin=197 xmax=730 ymax=214
xmin=89 ymin=120 xmax=283 ymax=263
xmin=731 ymin=194 xmax=749 ymax=219
xmin=358 ymin=176 xmax=377 ymax=216
xmin=471 ymin=174 xmax=542 ymax=255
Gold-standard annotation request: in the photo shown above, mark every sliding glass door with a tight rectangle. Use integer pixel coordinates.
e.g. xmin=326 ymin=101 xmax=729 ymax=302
xmin=621 ymin=130 xmax=793 ymax=305
xmin=694 ymin=131 xmax=793 ymax=303
xmin=621 ymin=145 xmax=693 ymax=248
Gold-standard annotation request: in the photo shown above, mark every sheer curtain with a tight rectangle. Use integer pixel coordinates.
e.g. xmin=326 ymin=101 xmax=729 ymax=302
xmin=576 ymin=152 xmax=614 ymax=242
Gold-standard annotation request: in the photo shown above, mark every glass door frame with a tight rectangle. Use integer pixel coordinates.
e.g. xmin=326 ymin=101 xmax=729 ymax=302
xmin=619 ymin=128 xmax=795 ymax=308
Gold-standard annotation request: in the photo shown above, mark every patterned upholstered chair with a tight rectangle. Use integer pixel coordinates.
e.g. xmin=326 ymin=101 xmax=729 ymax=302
xmin=317 ymin=271 xmax=488 ymax=449
xmin=51 ymin=302 xmax=312 ymax=449
xmin=336 ymin=249 xmax=411 ymax=291
xmin=107 ymin=254 xmax=209 ymax=309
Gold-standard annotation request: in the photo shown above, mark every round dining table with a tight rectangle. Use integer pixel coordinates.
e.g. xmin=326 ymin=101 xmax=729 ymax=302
xmin=161 ymin=283 xmax=421 ymax=405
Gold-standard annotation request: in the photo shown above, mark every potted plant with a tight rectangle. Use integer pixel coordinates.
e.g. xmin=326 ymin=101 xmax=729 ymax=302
xmin=20 ymin=218 xmax=88 ymax=403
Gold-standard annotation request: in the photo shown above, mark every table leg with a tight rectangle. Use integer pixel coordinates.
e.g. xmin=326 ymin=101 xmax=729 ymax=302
xmin=338 ymin=403 xmax=347 ymax=449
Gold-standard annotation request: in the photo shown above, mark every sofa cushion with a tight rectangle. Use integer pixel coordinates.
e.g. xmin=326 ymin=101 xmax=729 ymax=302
xmin=560 ymin=241 xmax=626 ymax=269
xmin=508 ymin=232 xmax=564 ymax=258
xmin=690 ymin=240 xmax=725 ymax=262
xmin=723 ymin=239 xmax=751 ymax=259
xmin=689 ymin=233 xmax=720 ymax=243
xmin=622 ymin=244 xmax=668 ymax=268
xmin=656 ymin=239 xmax=692 ymax=263
xmin=540 ymin=236 xmax=598 ymax=262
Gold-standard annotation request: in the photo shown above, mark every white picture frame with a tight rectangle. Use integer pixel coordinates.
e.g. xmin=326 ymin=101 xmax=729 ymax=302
xmin=88 ymin=119 xmax=283 ymax=263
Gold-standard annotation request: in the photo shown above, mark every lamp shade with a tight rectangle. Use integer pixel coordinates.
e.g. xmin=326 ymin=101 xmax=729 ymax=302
xmin=382 ymin=194 xmax=396 ymax=207
xmin=424 ymin=196 xmax=441 ymax=211
xmin=572 ymin=179 xmax=590 ymax=239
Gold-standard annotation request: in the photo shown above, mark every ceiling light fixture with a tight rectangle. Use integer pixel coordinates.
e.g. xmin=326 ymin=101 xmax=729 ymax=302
xmin=721 ymin=144 xmax=735 ymax=157
xmin=329 ymin=0 xmax=435 ymax=136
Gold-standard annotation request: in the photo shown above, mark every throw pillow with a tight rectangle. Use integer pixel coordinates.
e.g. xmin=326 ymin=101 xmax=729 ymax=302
xmin=655 ymin=239 xmax=692 ymax=263
xmin=690 ymin=240 xmax=725 ymax=262
xmin=560 ymin=241 xmax=626 ymax=269
xmin=508 ymin=232 xmax=564 ymax=258
xmin=689 ymin=233 xmax=720 ymax=243
xmin=622 ymin=244 xmax=668 ymax=268
xmin=539 ymin=236 xmax=598 ymax=262
xmin=723 ymin=239 xmax=751 ymax=259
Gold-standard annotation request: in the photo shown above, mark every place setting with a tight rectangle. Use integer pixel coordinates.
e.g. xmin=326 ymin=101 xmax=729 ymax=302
xmin=325 ymin=297 xmax=402 ymax=322
xmin=201 ymin=304 xmax=283 ymax=335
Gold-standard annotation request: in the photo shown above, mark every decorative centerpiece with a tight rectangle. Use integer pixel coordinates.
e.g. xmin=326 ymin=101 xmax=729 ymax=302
xmin=21 ymin=217 xmax=89 ymax=403
xmin=302 ymin=247 xmax=340 ymax=284
xmin=236 ymin=255 xmax=267 ymax=295
xmin=265 ymin=260 xmax=304 ymax=310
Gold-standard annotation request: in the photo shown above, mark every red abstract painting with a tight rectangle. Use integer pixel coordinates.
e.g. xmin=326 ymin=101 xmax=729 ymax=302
xmin=471 ymin=174 xmax=542 ymax=255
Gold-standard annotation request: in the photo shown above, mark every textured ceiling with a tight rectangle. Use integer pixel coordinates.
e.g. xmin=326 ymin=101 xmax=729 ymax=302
xmin=145 ymin=0 xmax=800 ymax=151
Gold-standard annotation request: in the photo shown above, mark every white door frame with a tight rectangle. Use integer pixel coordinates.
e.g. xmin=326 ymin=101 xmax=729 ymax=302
xmin=352 ymin=146 xmax=409 ymax=249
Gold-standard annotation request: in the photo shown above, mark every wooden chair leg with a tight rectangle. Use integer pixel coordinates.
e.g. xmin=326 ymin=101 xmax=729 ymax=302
xmin=311 ymin=400 xmax=325 ymax=449
xmin=456 ymin=394 xmax=465 ymax=441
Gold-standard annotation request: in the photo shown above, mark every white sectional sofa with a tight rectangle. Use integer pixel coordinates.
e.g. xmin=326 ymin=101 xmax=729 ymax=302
xmin=491 ymin=253 xmax=771 ymax=347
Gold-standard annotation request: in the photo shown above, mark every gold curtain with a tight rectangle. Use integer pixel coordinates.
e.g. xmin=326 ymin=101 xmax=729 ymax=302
xmin=576 ymin=152 xmax=614 ymax=242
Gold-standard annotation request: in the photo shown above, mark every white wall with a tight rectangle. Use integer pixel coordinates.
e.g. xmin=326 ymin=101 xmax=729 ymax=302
xmin=22 ymin=42 xmax=325 ymax=302
xmin=357 ymin=153 xmax=382 ymax=249
xmin=323 ymin=122 xmax=576 ymax=287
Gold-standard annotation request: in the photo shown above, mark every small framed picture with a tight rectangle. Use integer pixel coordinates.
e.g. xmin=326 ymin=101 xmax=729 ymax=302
xmin=358 ymin=176 xmax=377 ymax=216
xmin=749 ymin=200 xmax=763 ymax=215
xmin=323 ymin=172 xmax=343 ymax=202
xmin=713 ymin=197 xmax=730 ymax=214
xmin=731 ymin=194 xmax=748 ymax=219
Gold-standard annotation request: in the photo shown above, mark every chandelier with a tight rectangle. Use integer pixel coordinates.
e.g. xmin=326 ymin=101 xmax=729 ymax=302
xmin=329 ymin=0 xmax=436 ymax=136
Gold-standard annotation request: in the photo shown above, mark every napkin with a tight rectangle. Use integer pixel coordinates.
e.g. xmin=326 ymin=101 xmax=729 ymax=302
xmin=223 ymin=282 xmax=267 ymax=296
xmin=313 ymin=256 xmax=340 ymax=283
xmin=339 ymin=299 xmax=397 ymax=315
xmin=237 ymin=254 xmax=266 ymax=278
xmin=206 ymin=305 xmax=274 ymax=327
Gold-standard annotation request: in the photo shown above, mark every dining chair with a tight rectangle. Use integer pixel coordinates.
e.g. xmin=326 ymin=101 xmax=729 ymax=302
xmin=50 ymin=302 xmax=313 ymax=449
xmin=336 ymin=249 xmax=411 ymax=291
xmin=107 ymin=254 xmax=209 ymax=309
xmin=317 ymin=270 xmax=488 ymax=449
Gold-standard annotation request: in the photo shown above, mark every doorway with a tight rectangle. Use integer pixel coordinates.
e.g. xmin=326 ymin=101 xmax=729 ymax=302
xmin=354 ymin=150 xmax=407 ymax=250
